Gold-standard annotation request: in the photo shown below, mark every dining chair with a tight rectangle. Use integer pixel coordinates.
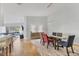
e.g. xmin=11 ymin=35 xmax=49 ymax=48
xmin=43 ymin=33 xmax=54 ymax=48
xmin=0 ymin=40 xmax=9 ymax=56
xmin=40 ymin=32 xmax=44 ymax=44
xmin=52 ymin=32 xmax=56 ymax=36
xmin=58 ymin=35 xmax=75 ymax=56
xmin=0 ymin=36 xmax=13 ymax=56
xmin=57 ymin=33 xmax=62 ymax=42
xmin=0 ymin=43 xmax=4 ymax=56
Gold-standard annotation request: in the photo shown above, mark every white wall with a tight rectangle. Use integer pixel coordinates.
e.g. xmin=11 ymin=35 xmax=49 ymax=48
xmin=48 ymin=4 xmax=79 ymax=44
xmin=1 ymin=3 xmax=79 ymax=43
xmin=0 ymin=3 xmax=4 ymax=26
xmin=0 ymin=26 xmax=6 ymax=33
xmin=26 ymin=16 xmax=48 ymax=39
xmin=0 ymin=3 xmax=49 ymax=39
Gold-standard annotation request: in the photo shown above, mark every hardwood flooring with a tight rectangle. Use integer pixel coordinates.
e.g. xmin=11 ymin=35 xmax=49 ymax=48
xmin=0 ymin=38 xmax=79 ymax=56
xmin=10 ymin=39 xmax=40 ymax=56
xmin=31 ymin=39 xmax=79 ymax=56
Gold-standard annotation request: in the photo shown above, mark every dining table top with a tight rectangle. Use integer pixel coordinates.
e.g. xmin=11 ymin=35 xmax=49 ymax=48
xmin=0 ymin=35 xmax=13 ymax=42
xmin=48 ymin=35 xmax=68 ymax=40
xmin=0 ymin=35 xmax=14 ymax=47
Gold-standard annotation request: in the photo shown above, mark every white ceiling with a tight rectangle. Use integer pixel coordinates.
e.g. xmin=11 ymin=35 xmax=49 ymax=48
xmin=16 ymin=3 xmax=49 ymax=8
xmin=0 ymin=3 xmax=53 ymax=16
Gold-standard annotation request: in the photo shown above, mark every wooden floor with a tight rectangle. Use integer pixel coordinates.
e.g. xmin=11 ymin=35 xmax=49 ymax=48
xmin=0 ymin=38 xmax=79 ymax=56
xmin=10 ymin=39 xmax=40 ymax=56
xmin=31 ymin=39 xmax=79 ymax=56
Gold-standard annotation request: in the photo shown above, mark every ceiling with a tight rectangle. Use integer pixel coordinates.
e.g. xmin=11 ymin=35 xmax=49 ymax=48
xmin=16 ymin=3 xmax=50 ymax=8
xmin=0 ymin=3 xmax=54 ymax=16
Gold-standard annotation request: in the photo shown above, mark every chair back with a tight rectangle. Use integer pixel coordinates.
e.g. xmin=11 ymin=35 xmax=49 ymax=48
xmin=52 ymin=32 xmax=56 ymax=36
xmin=40 ymin=32 xmax=44 ymax=40
xmin=43 ymin=33 xmax=48 ymax=43
xmin=67 ymin=35 xmax=75 ymax=47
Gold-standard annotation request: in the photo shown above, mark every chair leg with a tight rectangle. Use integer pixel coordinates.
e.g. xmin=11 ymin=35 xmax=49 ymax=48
xmin=71 ymin=46 xmax=74 ymax=53
xmin=52 ymin=42 xmax=54 ymax=46
xmin=54 ymin=40 xmax=56 ymax=49
xmin=42 ymin=42 xmax=45 ymax=45
xmin=57 ymin=40 xmax=59 ymax=50
xmin=11 ymin=41 xmax=13 ymax=48
xmin=9 ymin=44 xmax=11 ymax=53
xmin=2 ymin=47 xmax=4 ymax=55
xmin=66 ymin=47 xmax=69 ymax=56
xmin=47 ymin=42 xmax=49 ymax=48
xmin=47 ymin=44 xmax=48 ymax=48
xmin=6 ymin=47 xmax=8 ymax=56
xmin=40 ymin=40 xmax=42 ymax=43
